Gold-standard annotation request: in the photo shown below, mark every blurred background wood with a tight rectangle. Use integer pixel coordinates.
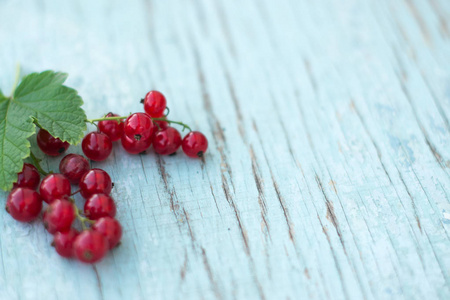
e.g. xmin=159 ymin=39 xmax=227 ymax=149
xmin=0 ymin=0 xmax=450 ymax=299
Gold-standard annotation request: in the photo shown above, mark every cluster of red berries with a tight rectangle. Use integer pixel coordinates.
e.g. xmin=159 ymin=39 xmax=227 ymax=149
xmin=81 ymin=91 xmax=207 ymax=160
xmin=5 ymin=90 xmax=207 ymax=264
xmin=6 ymin=161 xmax=120 ymax=263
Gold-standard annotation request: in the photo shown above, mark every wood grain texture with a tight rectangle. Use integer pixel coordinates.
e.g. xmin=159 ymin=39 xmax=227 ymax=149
xmin=0 ymin=0 xmax=450 ymax=299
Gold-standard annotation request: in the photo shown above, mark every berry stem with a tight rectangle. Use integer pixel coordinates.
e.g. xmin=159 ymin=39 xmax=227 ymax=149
xmin=152 ymin=118 xmax=192 ymax=132
xmin=29 ymin=150 xmax=50 ymax=176
xmin=73 ymin=205 xmax=94 ymax=229
xmin=10 ymin=63 xmax=21 ymax=96
xmin=87 ymin=115 xmax=192 ymax=132
xmin=70 ymin=189 xmax=81 ymax=196
xmin=87 ymin=115 xmax=129 ymax=123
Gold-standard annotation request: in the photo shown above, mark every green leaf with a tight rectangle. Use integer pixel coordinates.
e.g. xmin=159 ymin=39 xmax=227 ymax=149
xmin=0 ymin=71 xmax=86 ymax=190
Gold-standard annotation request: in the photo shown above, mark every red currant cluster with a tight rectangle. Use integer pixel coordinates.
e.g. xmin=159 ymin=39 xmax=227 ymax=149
xmin=6 ymin=161 xmax=119 ymax=263
xmin=5 ymin=90 xmax=208 ymax=264
xmin=82 ymin=90 xmax=208 ymax=160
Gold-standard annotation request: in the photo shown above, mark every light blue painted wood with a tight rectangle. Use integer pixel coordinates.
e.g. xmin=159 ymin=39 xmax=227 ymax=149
xmin=0 ymin=0 xmax=449 ymax=299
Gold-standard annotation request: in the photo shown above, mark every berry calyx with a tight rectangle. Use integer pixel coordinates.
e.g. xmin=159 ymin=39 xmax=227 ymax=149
xmin=182 ymin=131 xmax=208 ymax=158
xmin=121 ymin=134 xmax=152 ymax=154
xmin=92 ymin=217 xmax=122 ymax=249
xmin=84 ymin=193 xmax=116 ymax=220
xmin=6 ymin=188 xmax=42 ymax=222
xmin=79 ymin=169 xmax=112 ymax=198
xmin=13 ymin=163 xmax=40 ymax=190
xmin=123 ymin=113 xmax=154 ymax=141
xmin=82 ymin=132 xmax=113 ymax=161
xmin=98 ymin=113 xmax=124 ymax=142
xmin=143 ymin=90 xmax=167 ymax=118
xmin=36 ymin=129 xmax=70 ymax=156
xmin=43 ymin=199 xmax=76 ymax=234
xmin=153 ymin=127 xmax=182 ymax=155
xmin=53 ymin=228 xmax=79 ymax=258
xmin=39 ymin=174 xmax=71 ymax=204
xmin=59 ymin=154 xmax=90 ymax=184
xmin=73 ymin=230 xmax=109 ymax=263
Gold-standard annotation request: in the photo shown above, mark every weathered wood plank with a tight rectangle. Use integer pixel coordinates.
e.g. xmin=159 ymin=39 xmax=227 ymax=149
xmin=0 ymin=0 xmax=449 ymax=299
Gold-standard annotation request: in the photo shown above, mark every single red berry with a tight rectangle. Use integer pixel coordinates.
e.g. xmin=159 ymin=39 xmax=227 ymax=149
xmin=84 ymin=193 xmax=116 ymax=220
xmin=6 ymin=188 xmax=42 ymax=222
xmin=36 ymin=129 xmax=70 ymax=156
xmin=124 ymin=113 xmax=154 ymax=141
xmin=82 ymin=132 xmax=113 ymax=161
xmin=121 ymin=134 xmax=152 ymax=154
xmin=143 ymin=90 xmax=167 ymax=118
xmin=43 ymin=199 xmax=76 ymax=234
xmin=39 ymin=174 xmax=71 ymax=204
xmin=182 ymin=131 xmax=208 ymax=158
xmin=153 ymin=127 xmax=182 ymax=155
xmin=13 ymin=163 xmax=40 ymax=190
xmin=73 ymin=230 xmax=109 ymax=263
xmin=79 ymin=169 xmax=112 ymax=198
xmin=98 ymin=113 xmax=125 ymax=142
xmin=59 ymin=154 xmax=90 ymax=184
xmin=53 ymin=228 xmax=79 ymax=258
xmin=92 ymin=217 xmax=122 ymax=249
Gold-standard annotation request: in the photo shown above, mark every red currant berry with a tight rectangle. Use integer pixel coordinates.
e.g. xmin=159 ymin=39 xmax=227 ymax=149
xmin=79 ymin=169 xmax=112 ymax=198
xmin=59 ymin=154 xmax=90 ymax=184
xmin=121 ymin=134 xmax=152 ymax=154
xmin=182 ymin=131 xmax=208 ymax=158
xmin=74 ymin=230 xmax=109 ymax=263
xmin=84 ymin=193 xmax=116 ymax=220
xmin=143 ymin=90 xmax=167 ymax=118
xmin=37 ymin=129 xmax=70 ymax=156
xmin=154 ymin=119 xmax=169 ymax=131
xmin=53 ymin=228 xmax=79 ymax=258
xmin=13 ymin=163 xmax=40 ymax=190
xmin=92 ymin=217 xmax=122 ymax=249
xmin=124 ymin=113 xmax=154 ymax=142
xmin=39 ymin=174 xmax=71 ymax=204
xmin=98 ymin=113 xmax=124 ymax=142
xmin=153 ymin=127 xmax=182 ymax=155
xmin=6 ymin=188 xmax=42 ymax=222
xmin=43 ymin=199 xmax=76 ymax=234
xmin=82 ymin=132 xmax=113 ymax=162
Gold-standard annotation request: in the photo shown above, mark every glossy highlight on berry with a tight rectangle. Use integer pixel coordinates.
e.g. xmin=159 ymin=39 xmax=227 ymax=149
xmin=153 ymin=127 xmax=182 ymax=155
xmin=79 ymin=169 xmax=112 ymax=198
xmin=13 ymin=163 xmax=40 ymax=190
xmin=121 ymin=134 xmax=152 ymax=154
xmin=92 ymin=217 xmax=122 ymax=249
xmin=124 ymin=113 xmax=154 ymax=141
xmin=6 ymin=187 xmax=42 ymax=222
xmin=59 ymin=154 xmax=90 ymax=184
xmin=143 ymin=90 xmax=167 ymax=118
xmin=43 ymin=199 xmax=76 ymax=234
xmin=182 ymin=131 xmax=208 ymax=158
xmin=82 ymin=132 xmax=113 ymax=161
xmin=84 ymin=193 xmax=116 ymax=220
xmin=98 ymin=113 xmax=124 ymax=142
xmin=39 ymin=174 xmax=71 ymax=204
xmin=37 ymin=129 xmax=70 ymax=156
xmin=53 ymin=228 xmax=79 ymax=258
xmin=74 ymin=230 xmax=109 ymax=264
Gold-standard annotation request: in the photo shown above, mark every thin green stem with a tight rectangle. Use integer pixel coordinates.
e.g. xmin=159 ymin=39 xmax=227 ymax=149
xmin=29 ymin=150 xmax=49 ymax=176
xmin=87 ymin=114 xmax=192 ymax=132
xmin=87 ymin=115 xmax=128 ymax=123
xmin=74 ymin=205 xmax=94 ymax=229
xmin=153 ymin=118 xmax=192 ymax=132
xmin=10 ymin=63 xmax=21 ymax=96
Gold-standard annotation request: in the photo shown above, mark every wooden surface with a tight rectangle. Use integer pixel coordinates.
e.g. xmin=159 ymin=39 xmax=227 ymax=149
xmin=1 ymin=0 xmax=450 ymax=299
